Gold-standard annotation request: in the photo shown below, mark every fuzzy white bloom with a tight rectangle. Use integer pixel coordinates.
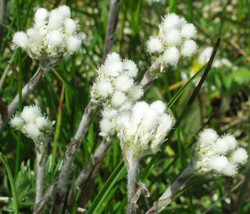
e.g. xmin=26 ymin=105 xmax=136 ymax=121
xmin=199 ymin=129 xmax=218 ymax=145
xmin=111 ymin=91 xmax=127 ymax=107
xmin=123 ymin=60 xmax=138 ymax=77
xmin=91 ymin=52 xmax=143 ymax=106
xmin=34 ymin=8 xmax=49 ymax=29
xmin=95 ymin=78 xmax=113 ymax=98
xmin=164 ymin=29 xmax=181 ymax=45
xmin=64 ymin=18 xmax=78 ymax=35
xmin=92 ymin=53 xmax=144 ymax=139
xmin=12 ymin=5 xmax=84 ymax=62
xmin=230 ymin=148 xmax=248 ymax=165
xmin=21 ymin=106 xmax=42 ymax=123
xmin=193 ymin=129 xmax=248 ymax=177
xmin=127 ymin=85 xmax=143 ymax=101
xmin=150 ymin=100 xmax=166 ymax=114
xmin=10 ymin=105 xmax=54 ymax=143
xmin=114 ymin=75 xmax=134 ymax=92
xmin=181 ymin=40 xmax=197 ymax=57
xmin=209 ymin=156 xmax=228 ymax=173
xmin=147 ymin=37 xmax=164 ymax=53
xmin=163 ymin=47 xmax=180 ymax=66
xmin=118 ymin=101 xmax=173 ymax=161
xmin=67 ymin=36 xmax=81 ymax=53
xmin=146 ymin=13 xmax=198 ymax=68
xmin=181 ymin=23 xmax=197 ymax=39
xmin=12 ymin=32 xmax=28 ymax=49
xmin=10 ymin=116 xmax=24 ymax=129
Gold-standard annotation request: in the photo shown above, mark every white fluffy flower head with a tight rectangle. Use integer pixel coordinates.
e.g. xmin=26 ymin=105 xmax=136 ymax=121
xmin=117 ymin=101 xmax=173 ymax=163
xmin=146 ymin=13 xmax=198 ymax=68
xmin=91 ymin=52 xmax=143 ymax=107
xmin=193 ymin=129 xmax=248 ymax=177
xmin=12 ymin=5 xmax=85 ymax=64
xmin=10 ymin=105 xmax=54 ymax=143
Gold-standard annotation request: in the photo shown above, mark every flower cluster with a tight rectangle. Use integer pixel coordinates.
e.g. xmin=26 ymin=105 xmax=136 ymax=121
xmin=147 ymin=13 xmax=197 ymax=67
xmin=193 ymin=129 xmax=248 ymax=176
xmin=10 ymin=105 xmax=54 ymax=143
xmin=91 ymin=53 xmax=144 ymax=138
xmin=117 ymin=101 xmax=173 ymax=163
xmin=12 ymin=5 xmax=85 ymax=62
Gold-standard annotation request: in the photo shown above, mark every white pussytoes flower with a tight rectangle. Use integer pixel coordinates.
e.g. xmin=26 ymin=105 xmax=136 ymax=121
xmin=91 ymin=52 xmax=143 ymax=106
xmin=193 ymin=129 xmax=248 ymax=176
xmin=10 ymin=105 xmax=54 ymax=143
xmin=118 ymin=101 xmax=173 ymax=162
xmin=146 ymin=13 xmax=198 ymax=67
xmin=12 ymin=5 xmax=85 ymax=64
xmin=92 ymin=53 xmax=144 ymax=139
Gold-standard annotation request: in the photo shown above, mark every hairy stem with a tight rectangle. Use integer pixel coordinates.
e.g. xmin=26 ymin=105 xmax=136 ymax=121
xmin=67 ymin=138 xmax=112 ymax=208
xmin=127 ymin=160 xmax=138 ymax=214
xmin=52 ymin=102 xmax=98 ymax=214
xmin=0 ymin=66 xmax=45 ymax=131
xmin=146 ymin=164 xmax=194 ymax=214
xmin=34 ymin=143 xmax=47 ymax=210
xmin=102 ymin=0 xmax=121 ymax=63
xmin=139 ymin=62 xmax=159 ymax=91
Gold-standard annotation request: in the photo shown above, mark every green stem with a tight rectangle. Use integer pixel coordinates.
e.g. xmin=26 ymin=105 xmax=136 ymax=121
xmin=0 ymin=153 xmax=19 ymax=214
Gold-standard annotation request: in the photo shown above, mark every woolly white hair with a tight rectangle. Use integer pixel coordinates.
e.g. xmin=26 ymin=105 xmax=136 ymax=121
xmin=10 ymin=116 xmax=24 ymax=129
xmin=147 ymin=37 xmax=164 ymax=53
xmin=24 ymin=123 xmax=40 ymax=139
xmin=48 ymin=9 xmax=65 ymax=30
xmin=230 ymin=148 xmax=248 ymax=165
xmin=163 ymin=47 xmax=180 ymax=66
xmin=118 ymin=100 xmax=173 ymax=159
xmin=20 ymin=106 xmax=42 ymax=123
xmin=150 ymin=101 xmax=166 ymax=114
xmin=27 ymin=28 xmax=42 ymax=43
xmin=123 ymin=60 xmax=138 ymax=77
xmin=213 ymin=137 xmax=229 ymax=154
xmin=141 ymin=107 xmax=159 ymax=130
xmin=127 ymin=85 xmax=143 ymax=101
xmin=181 ymin=39 xmax=197 ymax=57
xmin=58 ymin=5 xmax=71 ymax=19
xmin=47 ymin=30 xmax=64 ymax=47
xmin=64 ymin=18 xmax=77 ymax=35
xmin=102 ymin=60 xmax=123 ymax=77
xmin=164 ymin=29 xmax=182 ymax=45
xmin=209 ymin=155 xmax=228 ymax=173
xmin=100 ymin=118 xmax=115 ymax=136
xmin=114 ymin=74 xmax=134 ymax=92
xmin=13 ymin=32 xmax=28 ymax=49
xmin=162 ymin=13 xmax=181 ymax=31
xmin=181 ymin=23 xmax=197 ymax=39
xmin=95 ymin=79 xmax=113 ymax=98
xmin=222 ymin=162 xmax=238 ymax=176
xmin=199 ymin=128 xmax=218 ymax=145
xmin=34 ymin=8 xmax=49 ymax=27
xmin=36 ymin=117 xmax=49 ymax=129
xmin=111 ymin=91 xmax=127 ymax=107
xmin=67 ymin=36 xmax=81 ymax=53
xmin=157 ymin=114 xmax=173 ymax=133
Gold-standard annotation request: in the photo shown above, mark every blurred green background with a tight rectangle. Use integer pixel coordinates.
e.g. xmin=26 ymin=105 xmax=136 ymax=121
xmin=0 ymin=0 xmax=249 ymax=213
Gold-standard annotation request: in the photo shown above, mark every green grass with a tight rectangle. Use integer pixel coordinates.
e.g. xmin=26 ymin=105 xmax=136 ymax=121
xmin=0 ymin=0 xmax=249 ymax=213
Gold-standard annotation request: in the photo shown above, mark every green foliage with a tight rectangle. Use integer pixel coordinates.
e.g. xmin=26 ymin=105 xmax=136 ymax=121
xmin=0 ymin=0 xmax=249 ymax=213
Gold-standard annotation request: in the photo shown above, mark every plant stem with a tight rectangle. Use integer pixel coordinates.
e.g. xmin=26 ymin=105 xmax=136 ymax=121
xmin=34 ymin=143 xmax=47 ymax=208
xmin=67 ymin=138 xmax=112 ymax=208
xmin=139 ymin=62 xmax=159 ymax=91
xmin=126 ymin=159 xmax=138 ymax=214
xmin=0 ymin=66 xmax=45 ymax=131
xmin=146 ymin=164 xmax=194 ymax=214
xmin=102 ymin=0 xmax=121 ymax=63
xmin=52 ymin=102 xmax=98 ymax=214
